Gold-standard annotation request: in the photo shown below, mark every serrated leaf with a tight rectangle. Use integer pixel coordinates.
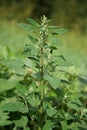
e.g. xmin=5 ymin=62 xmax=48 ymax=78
xmin=0 ymin=110 xmax=12 ymax=126
xmin=28 ymin=96 xmax=40 ymax=107
xmin=13 ymin=116 xmax=28 ymax=127
xmin=27 ymin=18 xmax=40 ymax=27
xmin=0 ymin=101 xmax=28 ymax=113
xmin=0 ymin=79 xmax=16 ymax=93
xmin=44 ymin=76 xmax=60 ymax=89
xmin=16 ymin=83 xmax=28 ymax=96
xmin=43 ymin=120 xmax=54 ymax=130
xmin=9 ymin=58 xmax=25 ymax=75
xmin=35 ymin=85 xmax=44 ymax=92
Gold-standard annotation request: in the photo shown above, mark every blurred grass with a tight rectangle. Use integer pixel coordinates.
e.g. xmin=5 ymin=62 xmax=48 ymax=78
xmin=0 ymin=20 xmax=87 ymax=67
xmin=0 ymin=21 xmax=27 ymax=59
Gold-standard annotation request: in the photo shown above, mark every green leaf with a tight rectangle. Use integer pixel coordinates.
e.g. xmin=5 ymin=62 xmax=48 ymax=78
xmin=24 ymin=127 xmax=30 ymax=130
xmin=28 ymin=34 xmax=38 ymax=43
xmin=79 ymin=120 xmax=87 ymax=129
xmin=49 ymin=26 xmax=60 ymax=29
xmin=35 ymin=85 xmax=45 ymax=92
xmin=44 ymin=76 xmax=60 ymax=89
xmin=9 ymin=58 xmax=25 ymax=75
xmin=61 ymin=121 xmax=68 ymax=130
xmin=48 ymin=37 xmax=62 ymax=47
xmin=0 ymin=120 xmax=12 ymax=126
xmin=47 ymin=106 xmax=57 ymax=117
xmin=13 ymin=116 xmax=28 ymax=127
xmin=0 ymin=101 xmax=28 ymax=113
xmin=28 ymin=96 xmax=40 ymax=107
xmin=54 ymin=56 xmax=71 ymax=67
xmin=0 ymin=79 xmax=15 ymax=93
xmin=43 ymin=120 xmax=54 ymax=130
xmin=16 ymin=83 xmax=28 ymax=97
xmin=51 ymin=28 xmax=69 ymax=35
xmin=27 ymin=18 xmax=40 ymax=27
xmin=69 ymin=122 xmax=80 ymax=130
xmin=17 ymin=23 xmax=36 ymax=32
xmin=0 ymin=110 xmax=12 ymax=126
xmin=67 ymin=102 xmax=80 ymax=111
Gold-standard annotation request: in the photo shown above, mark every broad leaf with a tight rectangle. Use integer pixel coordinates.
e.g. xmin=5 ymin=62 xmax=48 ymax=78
xmin=0 ymin=110 xmax=12 ymax=126
xmin=47 ymin=106 xmax=57 ymax=117
xmin=13 ymin=116 xmax=28 ymax=127
xmin=9 ymin=58 xmax=25 ymax=75
xmin=0 ymin=79 xmax=16 ymax=93
xmin=0 ymin=101 xmax=28 ymax=113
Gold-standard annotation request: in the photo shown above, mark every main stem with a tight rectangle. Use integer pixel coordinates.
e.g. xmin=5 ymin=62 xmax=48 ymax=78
xmin=38 ymin=15 xmax=48 ymax=130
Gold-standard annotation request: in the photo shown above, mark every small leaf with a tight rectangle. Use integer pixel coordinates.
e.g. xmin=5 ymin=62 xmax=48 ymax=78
xmin=27 ymin=18 xmax=40 ymax=27
xmin=16 ymin=83 xmax=28 ymax=96
xmin=28 ymin=34 xmax=38 ymax=43
xmin=17 ymin=23 xmax=36 ymax=32
xmin=28 ymin=56 xmax=38 ymax=62
xmin=43 ymin=120 xmax=54 ymax=130
xmin=67 ymin=102 xmax=80 ymax=111
xmin=35 ymin=85 xmax=45 ymax=92
xmin=49 ymin=26 xmax=60 ymax=29
xmin=28 ymin=96 xmax=40 ymax=107
xmin=47 ymin=107 xmax=57 ymax=117
xmin=44 ymin=76 xmax=60 ymax=89
xmin=24 ymin=127 xmax=30 ymax=130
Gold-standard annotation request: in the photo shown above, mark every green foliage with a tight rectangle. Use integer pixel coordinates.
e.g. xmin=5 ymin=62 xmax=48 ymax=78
xmin=0 ymin=15 xmax=87 ymax=130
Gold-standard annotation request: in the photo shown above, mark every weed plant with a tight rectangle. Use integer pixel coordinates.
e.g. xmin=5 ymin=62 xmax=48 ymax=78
xmin=0 ymin=15 xmax=87 ymax=130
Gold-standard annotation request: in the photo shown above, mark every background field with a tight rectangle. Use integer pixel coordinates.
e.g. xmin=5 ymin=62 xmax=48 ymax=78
xmin=0 ymin=0 xmax=87 ymax=76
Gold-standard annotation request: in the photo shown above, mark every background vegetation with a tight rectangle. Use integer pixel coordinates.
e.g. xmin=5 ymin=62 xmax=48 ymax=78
xmin=0 ymin=0 xmax=87 ymax=58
